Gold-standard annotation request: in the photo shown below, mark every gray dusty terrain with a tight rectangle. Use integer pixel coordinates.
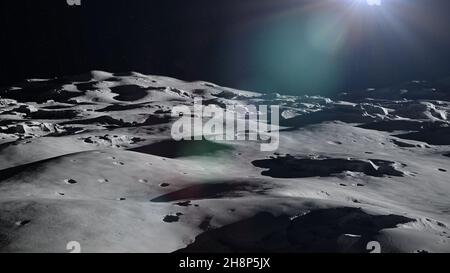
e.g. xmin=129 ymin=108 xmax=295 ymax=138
xmin=0 ymin=71 xmax=449 ymax=253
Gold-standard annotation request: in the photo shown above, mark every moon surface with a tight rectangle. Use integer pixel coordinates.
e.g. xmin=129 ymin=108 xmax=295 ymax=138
xmin=0 ymin=71 xmax=449 ymax=253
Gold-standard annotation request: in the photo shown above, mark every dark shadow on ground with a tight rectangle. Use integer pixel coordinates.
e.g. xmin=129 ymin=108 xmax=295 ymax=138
xmin=40 ymin=105 xmax=75 ymax=110
xmin=252 ymin=155 xmax=404 ymax=178
xmin=110 ymin=85 xmax=148 ymax=101
xmin=27 ymin=110 xmax=79 ymax=120
xmin=358 ymin=120 xmax=442 ymax=133
xmin=97 ymin=103 xmax=147 ymax=112
xmin=59 ymin=116 xmax=132 ymax=127
xmin=129 ymin=139 xmax=232 ymax=158
xmin=151 ymin=181 xmax=272 ymax=202
xmin=395 ymin=127 xmax=450 ymax=145
xmin=176 ymin=207 xmax=415 ymax=253
xmin=0 ymin=154 xmax=76 ymax=183
xmin=141 ymin=115 xmax=172 ymax=126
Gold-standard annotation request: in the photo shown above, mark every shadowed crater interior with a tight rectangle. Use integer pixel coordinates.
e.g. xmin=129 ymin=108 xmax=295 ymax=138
xmin=395 ymin=127 xmax=450 ymax=145
xmin=27 ymin=110 xmax=79 ymax=120
xmin=252 ymin=155 xmax=404 ymax=178
xmin=97 ymin=103 xmax=146 ymax=112
xmin=176 ymin=207 xmax=415 ymax=253
xmin=110 ymin=85 xmax=149 ymax=101
xmin=0 ymin=82 xmax=81 ymax=103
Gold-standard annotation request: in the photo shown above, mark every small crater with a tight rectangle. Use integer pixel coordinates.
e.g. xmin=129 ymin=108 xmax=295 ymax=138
xmin=160 ymin=183 xmax=170 ymax=188
xmin=177 ymin=207 xmax=415 ymax=253
xmin=117 ymin=197 xmax=126 ymax=201
xmin=113 ymin=161 xmax=124 ymax=166
xmin=175 ymin=201 xmax=192 ymax=207
xmin=98 ymin=178 xmax=109 ymax=183
xmin=64 ymin=179 xmax=77 ymax=185
xmin=111 ymin=85 xmax=148 ymax=101
xmin=163 ymin=214 xmax=180 ymax=223
xmin=438 ymin=168 xmax=447 ymax=172
xmin=15 ymin=220 xmax=31 ymax=227
xmin=83 ymin=138 xmax=94 ymax=144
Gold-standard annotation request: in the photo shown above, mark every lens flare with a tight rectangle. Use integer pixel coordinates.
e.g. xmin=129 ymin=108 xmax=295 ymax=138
xmin=366 ymin=0 xmax=381 ymax=6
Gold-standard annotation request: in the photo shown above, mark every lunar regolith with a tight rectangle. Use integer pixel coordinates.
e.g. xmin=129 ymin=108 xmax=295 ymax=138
xmin=0 ymin=71 xmax=449 ymax=253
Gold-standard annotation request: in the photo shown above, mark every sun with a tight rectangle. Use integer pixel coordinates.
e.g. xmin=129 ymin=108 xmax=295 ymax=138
xmin=348 ymin=0 xmax=382 ymax=7
xmin=366 ymin=0 xmax=381 ymax=6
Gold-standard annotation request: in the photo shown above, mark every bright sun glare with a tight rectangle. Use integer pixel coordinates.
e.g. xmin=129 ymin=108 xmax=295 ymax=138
xmin=366 ymin=0 xmax=381 ymax=6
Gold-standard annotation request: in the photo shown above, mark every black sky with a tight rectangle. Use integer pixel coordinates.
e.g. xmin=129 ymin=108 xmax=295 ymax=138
xmin=1 ymin=0 xmax=450 ymax=95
